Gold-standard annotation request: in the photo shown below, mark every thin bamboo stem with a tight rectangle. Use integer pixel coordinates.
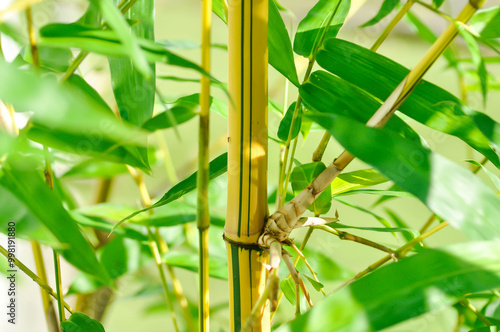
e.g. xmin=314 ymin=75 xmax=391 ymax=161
xmin=198 ymin=0 xmax=212 ymax=330
xmin=0 ymin=245 xmax=74 ymax=314
xmin=459 ymin=298 xmax=493 ymax=326
xmin=259 ymin=0 xmax=486 ymax=249
xmin=332 ymin=221 xmax=449 ymax=293
xmin=53 ymin=251 xmax=65 ymax=323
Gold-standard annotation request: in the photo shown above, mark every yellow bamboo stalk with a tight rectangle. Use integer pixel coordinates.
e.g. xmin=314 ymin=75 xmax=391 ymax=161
xmin=198 ymin=0 xmax=212 ymax=330
xmin=258 ymin=0 xmax=487 ymax=250
xmin=225 ymin=0 xmax=269 ymax=331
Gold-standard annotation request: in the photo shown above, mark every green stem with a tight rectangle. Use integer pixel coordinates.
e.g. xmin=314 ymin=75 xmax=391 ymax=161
xmin=460 ymin=298 xmax=493 ymax=326
xmin=0 ymin=244 xmax=74 ymax=314
xmin=53 ymin=251 xmax=65 ymax=323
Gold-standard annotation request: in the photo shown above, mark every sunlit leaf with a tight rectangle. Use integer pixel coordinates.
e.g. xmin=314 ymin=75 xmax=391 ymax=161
xmin=61 ymin=312 xmax=105 ymax=332
xmin=361 ymin=0 xmax=399 ymax=27
xmin=331 ymin=169 xmax=388 ymax=195
xmin=291 ymin=162 xmax=331 ymax=215
xmin=163 ymin=251 xmax=228 ymax=280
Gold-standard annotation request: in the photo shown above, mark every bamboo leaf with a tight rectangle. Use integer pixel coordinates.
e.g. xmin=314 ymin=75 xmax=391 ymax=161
xmin=291 ymin=162 xmax=332 ymax=215
xmin=331 ymin=169 xmax=388 ymax=195
xmin=303 ymin=274 xmax=324 ymax=292
xmin=459 ymin=27 xmax=488 ymax=104
xmin=277 ymin=102 xmax=303 ymax=141
xmin=308 ymin=112 xmax=500 ymax=241
xmin=293 ymin=0 xmax=350 ymax=58
xmin=300 ymin=71 xmax=421 ymax=143
xmin=334 ymin=197 xmax=391 ymax=229
xmin=335 ymin=188 xmax=414 ymax=199
xmin=61 ymin=312 xmax=105 ymax=332
xmin=298 ymin=248 xmax=352 ymax=282
xmin=100 ymin=236 xmax=142 ymax=279
xmin=331 ymin=223 xmax=419 ymax=239
xmin=280 ymin=277 xmax=296 ymax=305
xmin=211 ymin=0 xmax=227 ymax=23
xmin=112 ymin=152 xmax=228 ymax=231
xmin=385 ymin=209 xmax=416 ymax=243
xmin=279 ymin=241 xmax=500 ymax=331
xmin=361 ymin=0 xmax=399 ymax=27
xmin=163 ymin=251 xmax=228 ymax=280
xmin=433 ymin=0 xmax=445 ymax=8
xmin=62 ymin=159 xmax=127 ymax=179
xmin=469 ymin=327 xmax=500 ymax=332
xmin=0 ymin=164 xmax=111 ymax=284
xmin=470 ymin=6 xmax=500 ymax=39
xmin=466 ymin=160 xmax=500 ymax=192
xmin=268 ymin=0 xmax=299 ymax=86
xmin=89 ymin=0 xmax=151 ymax=78
xmin=316 ymin=38 xmax=500 ymax=168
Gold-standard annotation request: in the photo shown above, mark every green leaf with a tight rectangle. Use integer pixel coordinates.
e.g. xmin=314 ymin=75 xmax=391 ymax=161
xmin=113 ymin=152 xmax=228 ymax=231
xmin=22 ymin=46 xmax=73 ymax=72
xmin=433 ymin=0 xmax=445 ymax=8
xmin=0 ymin=165 xmax=111 ymax=284
xmin=308 ymin=112 xmax=500 ymax=241
xmin=61 ymin=312 xmax=105 ymax=332
xmin=101 ymin=236 xmax=142 ymax=279
xmin=468 ymin=110 xmax=500 ymax=163
xmin=316 ymin=38 xmax=500 ymax=168
xmin=385 ymin=209 xmax=416 ymax=243
xmin=278 ymin=241 xmax=500 ymax=331
xmin=300 ymin=71 xmax=421 ymax=143
xmin=269 ymin=0 xmax=299 ymax=86
xmin=62 ymin=159 xmax=127 ymax=179
xmin=470 ymin=6 xmax=500 ymax=39
xmin=459 ymin=27 xmax=488 ymax=104
xmin=469 ymin=327 xmax=500 ymax=332
xmin=297 ymin=248 xmax=352 ymax=282
xmin=466 ymin=160 xmax=500 ymax=192
xmin=39 ymin=24 xmax=211 ymax=78
xmin=163 ymin=251 xmax=228 ymax=280
xmin=335 ymin=188 xmax=414 ymax=199
xmin=361 ymin=0 xmax=399 ymax=27
xmin=290 ymin=162 xmax=331 ymax=215
xmin=293 ymin=0 xmax=350 ymax=58
xmin=334 ymin=196 xmax=391 ymax=229
xmin=280 ymin=277 xmax=296 ymax=305
xmin=331 ymin=168 xmax=388 ymax=195
xmin=212 ymin=0 xmax=227 ymax=24
xmin=277 ymin=102 xmax=303 ymax=141
xmin=142 ymin=94 xmax=227 ymax=131
xmin=89 ymin=0 xmax=151 ymax=79
xmin=303 ymin=274 xmax=324 ymax=292
xmin=109 ymin=0 xmax=154 ymax=126
xmin=331 ymin=223 xmax=419 ymax=239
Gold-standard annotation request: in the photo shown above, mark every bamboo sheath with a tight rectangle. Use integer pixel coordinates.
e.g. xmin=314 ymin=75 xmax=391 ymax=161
xmin=258 ymin=0 xmax=487 ymax=250
xmin=225 ymin=0 xmax=269 ymax=331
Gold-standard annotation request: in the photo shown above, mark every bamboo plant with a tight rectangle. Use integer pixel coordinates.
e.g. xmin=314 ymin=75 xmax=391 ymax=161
xmin=2 ymin=0 xmax=500 ymax=331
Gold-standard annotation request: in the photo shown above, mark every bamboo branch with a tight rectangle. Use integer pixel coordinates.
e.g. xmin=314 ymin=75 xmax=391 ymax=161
xmin=259 ymin=0 xmax=486 ymax=250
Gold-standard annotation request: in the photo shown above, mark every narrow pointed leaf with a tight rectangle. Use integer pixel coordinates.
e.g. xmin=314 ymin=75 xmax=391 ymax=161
xmin=459 ymin=27 xmax=488 ymax=104
xmin=316 ymin=38 xmax=500 ymax=168
xmin=291 ymin=162 xmax=331 ymax=215
xmin=470 ymin=6 xmax=500 ymax=39
xmin=361 ymin=0 xmax=399 ymax=27
xmin=293 ymin=0 xmax=350 ymax=58
xmin=112 ymin=152 xmax=228 ymax=231
xmin=0 ymin=165 xmax=111 ymax=284
xmin=331 ymin=169 xmax=388 ymax=195
xmin=279 ymin=241 xmax=500 ymax=331
xmin=277 ymin=102 xmax=303 ymax=141
xmin=309 ymin=112 xmax=500 ymax=241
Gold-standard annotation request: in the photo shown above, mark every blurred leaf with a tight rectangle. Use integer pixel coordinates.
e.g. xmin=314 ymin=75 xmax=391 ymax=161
xmin=163 ymin=251 xmax=227 ymax=280
xmin=0 ymin=186 xmax=59 ymax=246
xmin=385 ymin=209 xmax=416 ymax=243
xmin=300 ymin=71 xmax=421 ymax=143
xmin=373 ymin=184 xmax=406 ymax=206
xmin=277 ymin=102 xmax=302 ymax=141
xmin=63 ymin=159 xmax=127 ymax=179
xmin=316 ymin=39 xmax=500 ymax=168
xmin=113 ymin=152 xmax=228 ymax=231
xmin=459 ymin=27 xmax=488 ymax=104
xmin=468 ymin=110 xmax=500 ymax=163
xmin=291 ymin=162 xmax=331 ymax=215
xmin=433 ymin=0 xmax=445 ymax=8
xmin=334 ymin=196 xmax=391 ymax=228
xmin=109 ymin=0 xmax=155 ymax=167
xmin=361 ymin=0 xmax=399 ymax=27
xmin=0 ymin=60 xmax=148 ymax=155
xmin=269 ymin=0 xmax=300 ymax=86
xmin=279 ymin=241 xmax=500 ymax=331
xmin=89 ymin=0 xmax=151 ymax=78
xmin=61 ymin=312 xmax=105 ymax=332
xmin=39 ymin=24 xmax=211 ymax=78
xmin=22 ymin=46 xmax=73 ymax=72
xmin=280 ymin=277 xmax=296 ymax=305
xmin=468 ymin=327 xmax=500 ymax=332
xmin=470 ymin=6 xmax=500 ymax=39
xmin=76 ymin=1 xmax=100 ymax=27
xmin=309 ymin=112 xmax=500 ymax=241
xmin=294 ymin=0 xmax=350 ymax=58
xmin=298 ymin=248 xmax=352 ymax=282
xmin=404 ymin=11 xmax=457 ymax=66
xmin=335 ymin=188 xmax=414 ymax=199
xmin=332 ymin=223 xmax=419 ymax=239
xmin=143 ymin=94 xmax=227 ymax=131
xmin=101 ymin=236 xmax=142 ymax=279
xmin=331 ymin=169 xmax=388 ymax=195
xmin=466 ymin=160 xmax=500 ymax=192
xmin=0 ymin=165 xmax=111 ymax=284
